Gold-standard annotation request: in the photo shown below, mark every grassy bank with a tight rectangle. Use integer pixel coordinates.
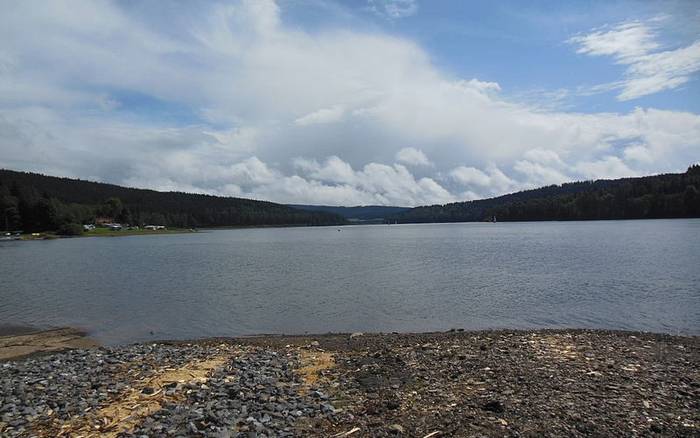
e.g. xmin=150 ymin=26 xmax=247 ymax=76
xmin=82 ymin=227 xmax=194 ymax=238
xmin=14 ymin=228 xmax=195 ymax=240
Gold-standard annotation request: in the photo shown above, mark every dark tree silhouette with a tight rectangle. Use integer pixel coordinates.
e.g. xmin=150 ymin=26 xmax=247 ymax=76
xmin=0 ymin=169 xmax=346 ymax=232
xmin=389 ymin=165 xmax=700 ymax=223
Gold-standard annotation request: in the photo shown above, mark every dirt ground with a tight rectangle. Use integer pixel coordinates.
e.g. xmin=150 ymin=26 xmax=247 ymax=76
xmin=0 ymin=327 xmax=97 ymax=361
xmin=1 ymin=328 xmax=698 ymax=437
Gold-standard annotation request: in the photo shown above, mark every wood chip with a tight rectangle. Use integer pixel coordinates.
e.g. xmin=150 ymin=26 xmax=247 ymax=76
xmin=333 ymin=426 xmax=361 ymax=436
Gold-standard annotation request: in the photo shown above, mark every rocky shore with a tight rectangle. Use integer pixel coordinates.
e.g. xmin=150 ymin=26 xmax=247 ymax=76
xmin=0 ymin=329 xmax=697 ymax=437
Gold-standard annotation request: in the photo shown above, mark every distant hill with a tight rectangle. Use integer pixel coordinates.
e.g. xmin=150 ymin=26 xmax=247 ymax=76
xmin=288 ymin=205 xmax=409 ymax=222
xmin=0 ymin=169 xmax=346 ymax=232
xmin=389 ymin=165 xmax=700 ymax=223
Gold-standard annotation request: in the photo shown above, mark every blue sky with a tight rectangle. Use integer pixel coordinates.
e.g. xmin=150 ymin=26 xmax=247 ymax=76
xmin=0 ymin=0 xmax=699 ymax=206
xmin=304 ymin=0 xmax=700 ymax=113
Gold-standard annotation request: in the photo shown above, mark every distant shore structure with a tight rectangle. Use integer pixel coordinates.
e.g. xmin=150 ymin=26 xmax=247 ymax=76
xmin=144 ymin=225 xmax=166 ymax=231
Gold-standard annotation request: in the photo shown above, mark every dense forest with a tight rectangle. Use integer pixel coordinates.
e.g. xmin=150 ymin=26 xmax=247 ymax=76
xmin=389 ymin=165 xmax=700 ymax=223
xmin=0 ymin=169 xmax=345 ymax=233
xmin=288 ymin=205 xmax=409 ymax=222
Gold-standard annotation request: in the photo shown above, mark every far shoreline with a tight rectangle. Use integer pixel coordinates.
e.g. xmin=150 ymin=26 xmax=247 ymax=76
xmin=6 ymin=216 xmax=698 ymax=242
xmin=8 ymin=222 xmax=348 ymax=241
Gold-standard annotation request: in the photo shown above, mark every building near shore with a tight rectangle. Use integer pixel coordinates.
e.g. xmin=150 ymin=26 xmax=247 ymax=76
xmin=144 ymin=225 xmax=166 ymax=230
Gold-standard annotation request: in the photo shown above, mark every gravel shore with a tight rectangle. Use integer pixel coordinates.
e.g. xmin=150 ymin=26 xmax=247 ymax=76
xmin=1 ymin=329 xmax=698 ymax=437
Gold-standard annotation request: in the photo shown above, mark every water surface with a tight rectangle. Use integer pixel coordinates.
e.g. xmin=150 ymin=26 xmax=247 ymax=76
xmin=1 ymin=220 xmax=698 ymax=344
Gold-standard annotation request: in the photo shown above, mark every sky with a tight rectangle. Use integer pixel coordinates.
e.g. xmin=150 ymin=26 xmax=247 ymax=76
xmin=0 ymin=0 xmax=699 ymax=206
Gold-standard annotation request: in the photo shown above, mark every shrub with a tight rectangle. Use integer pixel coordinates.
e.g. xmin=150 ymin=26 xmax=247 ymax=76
xmin=57 ymin=222 xmax=84 ymax=236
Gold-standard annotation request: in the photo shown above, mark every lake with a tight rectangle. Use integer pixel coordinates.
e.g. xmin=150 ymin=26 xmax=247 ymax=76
xmin=1 ymin=220 xmax=699 ymax=344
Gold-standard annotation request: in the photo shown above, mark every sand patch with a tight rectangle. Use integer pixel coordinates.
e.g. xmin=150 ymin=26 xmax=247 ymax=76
xmin=298 ymin=349 xmax=335 ymax=387
xmin=0 ymin=328 xmax=98 ymax=361
xmin=527 ymin=333 xmax=579 ymax=361
xmin=46 ymin=353 xmax=232 ymax=437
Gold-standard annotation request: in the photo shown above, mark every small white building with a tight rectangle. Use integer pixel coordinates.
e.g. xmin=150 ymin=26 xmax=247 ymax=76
xmin=144 ymin=225 xmax=166 ymax=230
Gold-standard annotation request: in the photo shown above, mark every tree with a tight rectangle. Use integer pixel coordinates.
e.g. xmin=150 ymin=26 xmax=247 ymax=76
xmin=57 ymin=222 xmax=83 ymax=236
xmin=391 ymin=165 xmax=700 ymax=223
xmin=684 ymin=185 xmax=700 ymax=216
xmin=102 ymin=197 xmax=123 ymax=218
xmin=29 ymin=197 xmax=59 ymax=231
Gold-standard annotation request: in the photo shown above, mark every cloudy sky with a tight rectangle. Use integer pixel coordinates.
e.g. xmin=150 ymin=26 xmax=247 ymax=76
xmin=1 ymin=0 xmax=699 ymax=206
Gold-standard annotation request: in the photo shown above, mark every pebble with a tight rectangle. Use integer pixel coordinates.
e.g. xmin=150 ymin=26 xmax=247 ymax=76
xmin=388 ymin=423 xmax=405 ymax=434
xmin=0 ymin=330 xmax=696 ymax=437
xmin=0 ymin=343 xmax=334 ymax=438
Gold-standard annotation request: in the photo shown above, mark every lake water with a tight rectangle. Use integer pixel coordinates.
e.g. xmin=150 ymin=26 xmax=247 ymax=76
xmin=1 ymin=220 xmax=699 ymax=344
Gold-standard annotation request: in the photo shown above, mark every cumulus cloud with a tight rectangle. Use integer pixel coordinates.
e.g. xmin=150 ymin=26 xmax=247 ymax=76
xmin=215 ymin=155 xmax=455 ymax=207
xmin=294 ymin=106 xmax=345 ymax=126
xmin=574 ymin=156 xmax=637 ymax=180
xmin=449 ymin=166 xmax=519 ymax=198
xmin=0 ymin=1 xmax=698 ymax=207
xmin=569 ymin=19 xmax=700 ymax=100
xmin=450 ymin=167 xmax=491 ymax=187
xmin=462 ymin=79 xmax=501 ymax=93
xmin=395 ymin=147 xmax=431 ymax=166
xmin=513 ymin=161 xmax=569 ymax=187
xmin=623 ymin=144 xmax=654 ymax=164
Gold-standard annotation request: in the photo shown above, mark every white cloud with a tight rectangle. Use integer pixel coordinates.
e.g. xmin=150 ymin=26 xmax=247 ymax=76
xmin=462 ymin=78 xmax=501 ymax=93
xmin=395 ymin=147 xmax=431 ymax=166
xmin=513 ymin=149 xmax=570 ymax=187
xmin=367 ymin=0 xmax=418 ymax=19
xmin=523 ymin=149 xmax=566 ymax=167
xmin=293 ymin=156 xmax=356 ymax=185
xmin=450 ymin=166 xmax=519 ymax=197
xmin=619 ymin=41 xmax=700 ymax=100
xmin=0 ymin=1 xmax=698 ymax=207
xmin=623 ymin=144 xmax=653 ymax=164
xmin=450 ymin=166 xmax=491 ymax=187
xmin=569 ymin=21 xmax=659 ymax=61
xmin=574 ymin=156 xmax=637 ymax=180
xmin=294 ymin=105 xmax=345 ymax=126
xmin=236 ymin=155 xmax=453 ymax=206
xmin=513 ymin=160 xmax=569 ymax=187
xmin=569 ymin=19 xmax=700 ymax=100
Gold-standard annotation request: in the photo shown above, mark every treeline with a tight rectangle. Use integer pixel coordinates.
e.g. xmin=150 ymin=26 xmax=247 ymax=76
xmin=288 ymin=204 xmax=410 ymax=221
xmin=0 ymin=169 xmax=346 ymax=233
xmin=390 ymin=165 xmax=700 ymax=223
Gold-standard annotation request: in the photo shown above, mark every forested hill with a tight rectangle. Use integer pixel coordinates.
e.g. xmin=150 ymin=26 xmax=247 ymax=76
xmin=288 ymin=205 xmax=409 ymax=222
xmin=389 ymin=165 xmax=700 ymax=223
xmin=0 ymin=169 xmax=346 ymax=232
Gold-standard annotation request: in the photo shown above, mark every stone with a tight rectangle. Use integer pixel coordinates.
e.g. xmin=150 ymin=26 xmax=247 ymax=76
xmin=388 ymin=424 xmax=405 ymax=434
xmin=482 ymin=400 xmax=505 ymax=413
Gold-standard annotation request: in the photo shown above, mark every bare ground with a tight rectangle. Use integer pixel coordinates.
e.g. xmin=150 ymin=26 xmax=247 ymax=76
xmin=1 ymin=329 xmax=698 ymax=437
xmin=0 ymin=327 xmax=98 ymax=361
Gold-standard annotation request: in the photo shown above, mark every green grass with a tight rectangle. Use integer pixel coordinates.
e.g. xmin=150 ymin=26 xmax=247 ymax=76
xmin=15 ymin=228 xmax=195 ymax=240
xmin=83 ymin=228 xmax=194 ymax=237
